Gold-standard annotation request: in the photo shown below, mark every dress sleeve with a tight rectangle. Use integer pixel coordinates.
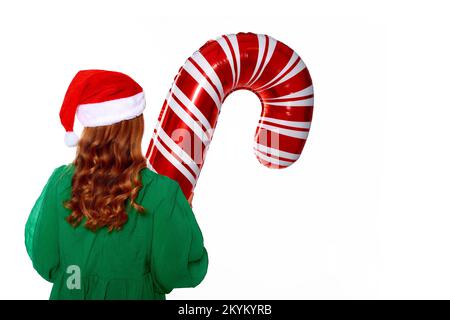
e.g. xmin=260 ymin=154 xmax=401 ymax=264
xmin=25 ymin=166 xmax=64 ymax=283
xmin=151 ymin=182 xmax=209 ymax=294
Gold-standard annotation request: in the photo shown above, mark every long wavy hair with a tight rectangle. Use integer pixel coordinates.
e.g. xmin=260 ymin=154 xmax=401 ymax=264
xmin=64 ymin=115 xmax=147 ymax=232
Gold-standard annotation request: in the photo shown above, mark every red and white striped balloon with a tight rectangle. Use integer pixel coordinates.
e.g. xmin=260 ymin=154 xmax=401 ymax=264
xmin=146 ymin=32 xmax=314 ymax=198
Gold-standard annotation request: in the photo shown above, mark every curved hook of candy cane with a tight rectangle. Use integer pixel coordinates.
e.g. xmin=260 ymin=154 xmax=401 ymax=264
xmin=146 ymin=32 xmax=314 ymax=198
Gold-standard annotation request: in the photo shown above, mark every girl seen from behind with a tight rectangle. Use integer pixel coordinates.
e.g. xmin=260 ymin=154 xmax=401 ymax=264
xmin=25 ymin=70 xmax=208 ymax=299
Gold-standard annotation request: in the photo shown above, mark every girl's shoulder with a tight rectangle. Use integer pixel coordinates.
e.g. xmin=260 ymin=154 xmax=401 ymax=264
xmin=140 ymin=167 xmax=181 ymax=195
xmin=47 ymin=164 xmax=75 ymax=192
xmin=47 ymin=164 xmax=74 ymax=185
xmin=139 ymin=168 xmax=184 ymax=209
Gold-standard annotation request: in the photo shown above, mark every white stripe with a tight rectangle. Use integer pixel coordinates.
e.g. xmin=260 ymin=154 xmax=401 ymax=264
xmin=183 ymin=59 xmax=222 ymax=109
xmin=148 ymin=99 xmax=172 ymax=158
xmin=226 ymin=34 xmax=241 ymax=86
xmin=216 ymin=36 xmax=236 ymax=88
xmin=264 ymin=85 xmax=314 ymax=101
xmin=191 ymin=51 xmax=224 ymax=99
xmin=77 ymin=92 xmax=145 ymax=127
xmin=265 ymin=97 xmax=314 ymax=107
xmin=254 ymin=149 xmax=294 ymax=167
xmin=247 ymin=34 xmax=265 ymax=85
xmin=157 ymin=127 xmax=200 ymax=176
xmin=260 ymin=116 xmax=311 ymax=129
xmin=248 ymin=35 xmax=277 ymax=87
xmin=262 ymin=59 xmax=306 ymax=91
xmin=166 ymin=97 xmax=210 ymax=145
xmin=153 ymin=138 xmax=196 ymax=186
xmin=259 ymin=123 xmax=309 ymax=139
xmin=147 ymin=161 xmax=157 ymax=173
xmin=171 ymin=84 xmax=213 ymax=133
xmin=254 ymin=52 xmax=299 ymax=91
xmin=254 ymin=143 xmax=300 ymax=161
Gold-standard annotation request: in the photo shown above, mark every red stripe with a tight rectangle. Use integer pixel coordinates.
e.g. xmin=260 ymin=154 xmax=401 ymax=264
xmin=201 ymin=40 xmax=235 ymax=93
xmin=155 ymin=134 xmax=198 ymax=179
xmin=261 ymin=105 xmax=313 ymax=123
xmin=258 ymin=119 xmax=310 ymax=132
xmin=257 ymin=56 xmax=301 ymax=92
xmin=188 ymin=57 xmax=222 ymax=101
xmin=255 ymin=127 xmax=307 ymax=156
xmin=158 ymin=104 xmax=208 ymax=157
xmin=250 ymin=35 xmax=270 ymax=84
xmin=254 ymin=156 xmax=289 ymax=169
xmin=145 ymin=131 xmax=156 ymax=158
xmin=170 ymin=92 xmax=212 ymax=137
xmin=261 ymin=66 xmax=312 ymax=100
xmin=253 ymin=147 xmax=296 ymax=163
xmin=234 ymin=33 xmax=259 ymax=86
xmin=176 ymin=70 xmax=220 ymax=121
xmin=263 ymin=94 xmax=314 ymax=103
xmin=223 ymin=35 xmax=239 ymax=85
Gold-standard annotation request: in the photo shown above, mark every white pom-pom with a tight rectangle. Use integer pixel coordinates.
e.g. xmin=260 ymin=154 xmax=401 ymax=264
xmin=64 ymin=131 xmax=79 ymax=147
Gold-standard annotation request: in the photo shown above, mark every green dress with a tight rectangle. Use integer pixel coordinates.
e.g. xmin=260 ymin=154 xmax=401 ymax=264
xmin=24 ymin=164 xmax=208 ymax=300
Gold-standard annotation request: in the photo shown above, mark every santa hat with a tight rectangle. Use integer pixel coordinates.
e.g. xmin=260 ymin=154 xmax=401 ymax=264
xmin=59 ymin=69 xmax=146 ymax=147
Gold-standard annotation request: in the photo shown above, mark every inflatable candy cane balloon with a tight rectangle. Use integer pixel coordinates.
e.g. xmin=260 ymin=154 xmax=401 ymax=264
xmin=146 ymin=32 xmax=314 ymax=198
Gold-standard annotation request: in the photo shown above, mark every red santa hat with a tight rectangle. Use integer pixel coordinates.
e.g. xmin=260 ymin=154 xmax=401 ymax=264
xmin=60 ymin=69 xmax=146 ymax=147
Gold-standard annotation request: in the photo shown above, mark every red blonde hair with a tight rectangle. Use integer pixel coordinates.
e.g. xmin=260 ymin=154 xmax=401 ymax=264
xmin=64 ymin=115 xmax=147 ymax=231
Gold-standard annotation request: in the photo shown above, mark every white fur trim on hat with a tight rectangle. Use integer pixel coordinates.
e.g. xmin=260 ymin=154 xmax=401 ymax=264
xmin=64 ymin=131 xmax=79 ymax=147
xmin=76 ymin=92 xmax=146 ymax=127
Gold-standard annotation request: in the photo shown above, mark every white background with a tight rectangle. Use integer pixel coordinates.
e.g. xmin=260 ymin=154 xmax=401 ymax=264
xmin=1 ymin=0 xmax=449 ymax=299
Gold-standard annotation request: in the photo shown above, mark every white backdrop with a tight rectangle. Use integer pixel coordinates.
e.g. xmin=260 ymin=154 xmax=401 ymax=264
xmin=1 ymin=0 xmax=449 ymax=299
